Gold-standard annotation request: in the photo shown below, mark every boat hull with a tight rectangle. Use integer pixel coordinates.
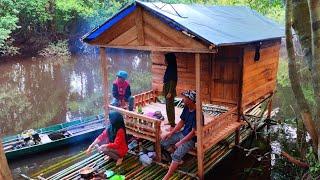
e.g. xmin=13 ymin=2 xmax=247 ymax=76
xmin=2 ymin=114 xmax=105 ymax=160
xmin=5 ymin=127 xmax=104 ymax=160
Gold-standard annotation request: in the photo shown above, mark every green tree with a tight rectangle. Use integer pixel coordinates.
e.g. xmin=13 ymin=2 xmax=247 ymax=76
xmin=0 ymin=0 xmax=132 ymax=57
xmin=0 ymin=0 xmax=19 ymax=55
xmin=286 ymin=1 xmax=320 ymax=175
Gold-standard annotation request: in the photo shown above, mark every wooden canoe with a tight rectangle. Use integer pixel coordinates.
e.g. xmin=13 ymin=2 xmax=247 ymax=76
xmin=2 ymin=114 xmax=105 ymax=160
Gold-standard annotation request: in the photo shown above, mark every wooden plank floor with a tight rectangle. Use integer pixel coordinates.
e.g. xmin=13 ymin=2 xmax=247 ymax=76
xmin=141 ymin=102 xmax=229 ymax=136
xmin=141 ymin=102 xmax=181 ymax=134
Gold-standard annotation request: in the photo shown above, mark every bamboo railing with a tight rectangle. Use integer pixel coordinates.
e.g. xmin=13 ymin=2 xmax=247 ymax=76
xmin=202 ymin=107 xmax=240 ymax=152
xmin=133 ymin=90 xmax=157 ymax=107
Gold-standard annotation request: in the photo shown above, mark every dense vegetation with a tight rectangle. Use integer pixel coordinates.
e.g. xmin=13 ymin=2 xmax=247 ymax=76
xmin=0 ymin=0 xmax=131 ymax=56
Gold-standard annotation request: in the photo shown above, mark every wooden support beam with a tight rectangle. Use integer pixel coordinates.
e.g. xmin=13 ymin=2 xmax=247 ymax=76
xmin=266 ymin=92 xmax=273 ymax=132
xmin=267 ymin=94 xmax=273 ymax=119
xmin=98 ymin=45 xmax=216 ymax=54
xmin=100 ymin=47 xmax=110 ymax=120
xmin=236 ymin=53 xmax=244 ymax=145
xmin=0 ymin=141 xmax=12 ymax=180
xmin=209 ymin=54 xmax=214 ymax=103
xmin=155 ymin=123 xmax=161 ymax=162
xmin=135 ymin=7 xmax=145 ymax=45
xmin=195 ymin=53 xmax=204 ymax=179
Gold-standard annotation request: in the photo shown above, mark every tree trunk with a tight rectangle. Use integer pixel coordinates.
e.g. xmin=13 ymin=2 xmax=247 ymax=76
xmin=0 ymin=142 xmax=12 ymax=180
xmin=286 ymin=0 xmax=319 ymax=153
xmin=308 ymin=0 xmax=320 ymax=159
xmin=296 ymin=117 xmax=308 ymax=160
xmin=47 ymin=0 xmax=56 ymax=38
xmin=292 ymin=0 xmax=312 ymax=69
xmin=281 ymin=151 xmax=309 ymax=168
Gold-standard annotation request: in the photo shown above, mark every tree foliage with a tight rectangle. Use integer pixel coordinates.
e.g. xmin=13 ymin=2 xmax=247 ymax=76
xmin=0 ymin=0 xmax=20 ymax=55
xmin=0 ymin=0 xmax=132 ymax=56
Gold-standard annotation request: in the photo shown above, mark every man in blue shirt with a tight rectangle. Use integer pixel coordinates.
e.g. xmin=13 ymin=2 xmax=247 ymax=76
xmin=161 ymin=90 xmax=197 ymax=180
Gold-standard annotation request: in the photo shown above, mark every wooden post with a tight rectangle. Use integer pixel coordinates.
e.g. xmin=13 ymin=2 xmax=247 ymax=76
xmin=195 ymin=53 xmax=204 ymax=179
xmin=155 ymin=122 xmax=161 ymax=162
xmin=266 ymin=93 xmax=273 ymax=131
xmin=236 ymin=56 xmax=244 ymax=145
xmin=100 ymin=47 xmax=109 ymax=120
xmin=0 ymin=142 xmax=12 ymax=180
xmin=135 ymin=7 xmax=145 ymax=46
xmin=267 ymin=95 xmax=273 ymax=119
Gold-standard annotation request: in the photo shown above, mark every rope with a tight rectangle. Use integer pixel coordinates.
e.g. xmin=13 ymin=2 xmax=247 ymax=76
xmin=151 ymin=1 xmax=187 ymax=18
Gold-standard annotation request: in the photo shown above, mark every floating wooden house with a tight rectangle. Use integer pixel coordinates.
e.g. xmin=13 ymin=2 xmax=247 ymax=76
xmin=82 ymin=1 xmax=283 ymax=179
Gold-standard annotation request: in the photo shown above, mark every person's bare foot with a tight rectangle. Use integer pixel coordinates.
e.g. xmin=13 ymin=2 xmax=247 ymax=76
xmin=104 ymin=156 xmax=110 ymax=161
xmin=116 ymin=158 xmax=123 ymax=166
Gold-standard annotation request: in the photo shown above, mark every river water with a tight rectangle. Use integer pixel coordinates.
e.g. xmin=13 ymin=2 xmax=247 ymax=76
xmin=1 ymin=49 xmax=293 ymax=179
xmin=1 ymin=50 xmax=152 ymax=179
xmin=0 ymin=49 xmax=152 ymax=136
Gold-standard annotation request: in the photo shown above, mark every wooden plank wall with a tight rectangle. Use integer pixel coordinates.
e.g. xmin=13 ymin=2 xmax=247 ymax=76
xmin=211 ymin=46 xmax=242 ymax=105
xmin=91 ymin=6 xmax=207 ymax=49
xmin=142 ymin=10 xmax=207 ymax=49
xmin=151 ymin=46 xmax=242 ymax=105
xmin=241 ymin=41 xmax=281 ymax=107
xmin=91 ymin=8 xmax=138 ymax=45
xmin=151 ymin=52 xmax=212 ymax=102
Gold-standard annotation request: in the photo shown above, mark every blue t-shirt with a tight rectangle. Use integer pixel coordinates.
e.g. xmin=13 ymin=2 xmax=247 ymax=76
xmin=180 ymin=107 xmax=196 ymax=141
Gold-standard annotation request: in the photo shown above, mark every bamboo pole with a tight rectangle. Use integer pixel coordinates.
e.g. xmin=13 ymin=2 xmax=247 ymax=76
xmin=0 ymin=141 xmax=12 ymax=180
xmin=47 ymin=153 xmax=102 ymax=180
xmin=32 ymin=151 xmax=86 ymax=177
xmin=100 ymin=47 xmax=110 ymax=120
xmin=195 ymin=53 xmax=204 ymax=179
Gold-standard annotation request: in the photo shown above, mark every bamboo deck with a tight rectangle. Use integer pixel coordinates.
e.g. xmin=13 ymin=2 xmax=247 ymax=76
xmin=27 ymin=100 xmax=268 ymax=180
xmin=30 ymin=142 xmax=198 ymax=180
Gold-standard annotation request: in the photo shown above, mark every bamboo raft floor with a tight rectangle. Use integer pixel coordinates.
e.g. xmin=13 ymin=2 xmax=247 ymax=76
xmin=29 ymin=103 xmax=267 ymax=180
xmin=29 ymin=124 xmax=256 ymax=180
xmin=30 ymin=117 xmax=261 ymax=180
xmin=30 ymin=141 xmax=198 ymax=180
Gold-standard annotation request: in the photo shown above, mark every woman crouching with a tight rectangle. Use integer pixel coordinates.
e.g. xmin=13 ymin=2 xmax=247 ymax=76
xmin=86 ymin=111 xmax=128 ymax=165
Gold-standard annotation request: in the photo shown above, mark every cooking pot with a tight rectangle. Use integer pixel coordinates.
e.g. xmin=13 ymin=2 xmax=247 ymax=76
xmin=79 ymin=166 xmax=95 ymax=179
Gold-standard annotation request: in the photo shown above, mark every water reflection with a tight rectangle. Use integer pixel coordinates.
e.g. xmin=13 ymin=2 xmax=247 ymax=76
xmin=0 ymin=49 xmax=151 ymax=136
